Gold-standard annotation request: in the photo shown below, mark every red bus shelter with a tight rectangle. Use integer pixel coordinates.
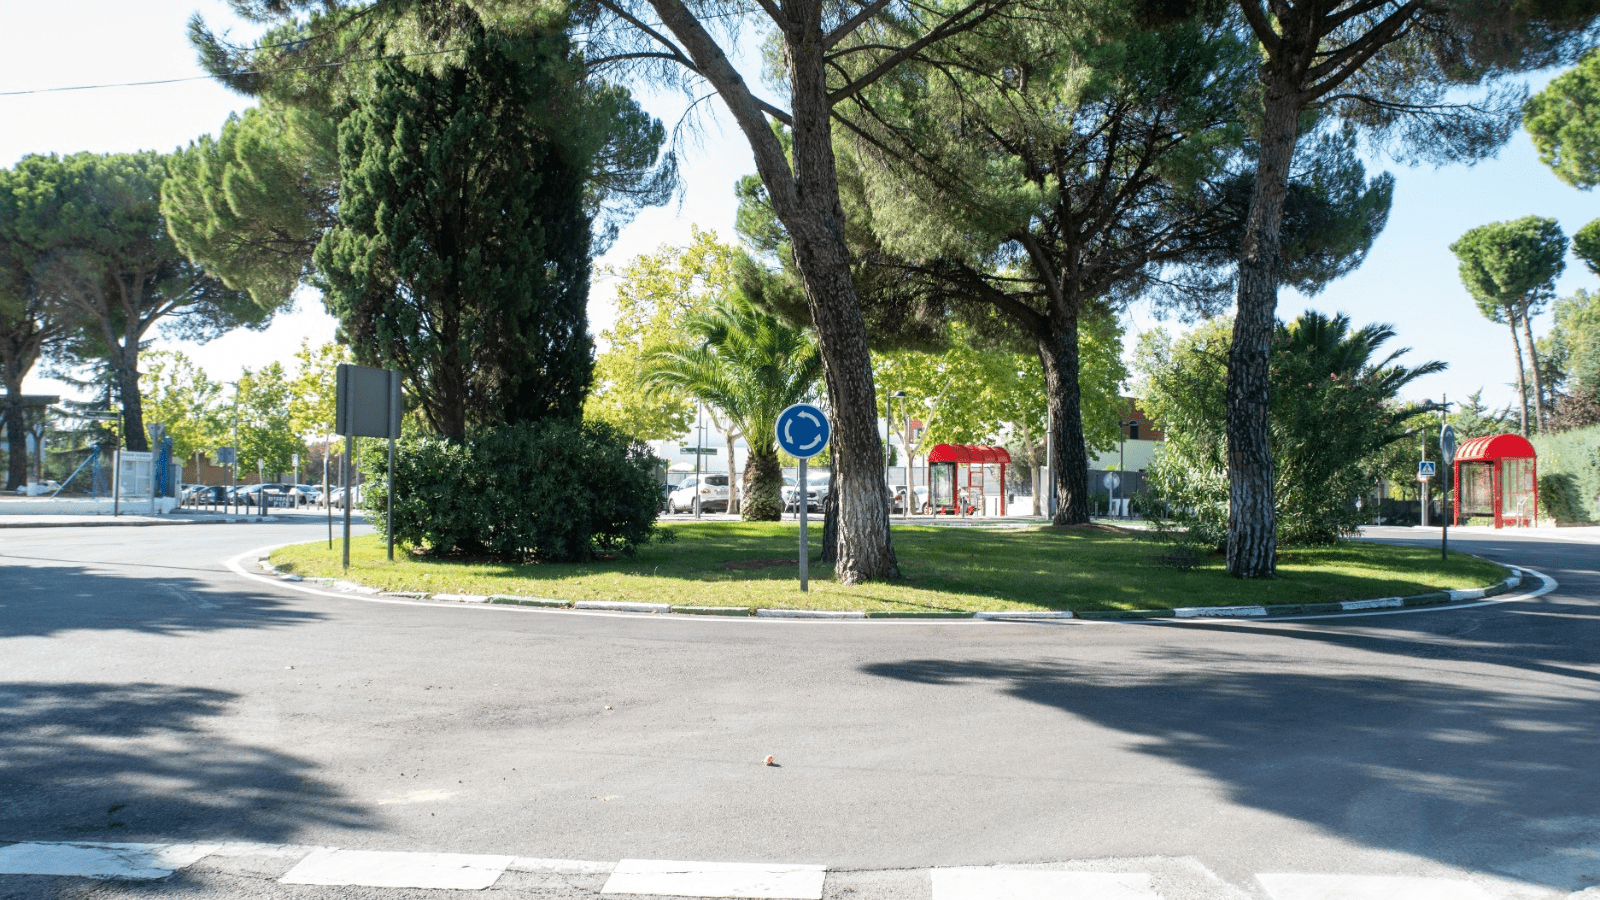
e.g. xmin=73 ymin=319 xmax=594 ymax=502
xmin=927 ymin=444 xmax=1010 ymax=515
xmin=1453 ymin=433 xmax=1538 ymax=528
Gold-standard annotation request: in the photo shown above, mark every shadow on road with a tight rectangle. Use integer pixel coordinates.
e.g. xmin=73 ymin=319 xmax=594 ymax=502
xmin=0 ymin=562 xmax=324 ymax=640
xmin=863 ymin=602 xmax=1600 ymax=891
xmin=0 ymin=681 xmax=370 ymax=843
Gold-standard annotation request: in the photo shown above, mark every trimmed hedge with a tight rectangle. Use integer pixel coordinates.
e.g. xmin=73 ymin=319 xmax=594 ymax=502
xmin=363 ymin=420 xmax=663 ymax=562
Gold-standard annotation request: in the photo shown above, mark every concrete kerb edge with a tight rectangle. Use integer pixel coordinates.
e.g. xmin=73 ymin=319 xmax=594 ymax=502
xmin=233 ymin=548 xmax=1545 ymax=624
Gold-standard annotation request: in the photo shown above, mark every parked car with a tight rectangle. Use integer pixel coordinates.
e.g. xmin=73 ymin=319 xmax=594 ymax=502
xmin=290 ymin=484 xmax=322 ymax=507
xmin=782 ymin=473 xmax=830 ymax=512
xmin=329 ymin=484 xmax=364 ymax=509
xmin=668 ymin=474 xmax=730 ymax=513
xmin=889 ymin=484 xmax=929 ymax=514
xmin=183 ymin=484 xmax=225 ymax=504
xmin=15 ymin=479 xmax=61 ymax=496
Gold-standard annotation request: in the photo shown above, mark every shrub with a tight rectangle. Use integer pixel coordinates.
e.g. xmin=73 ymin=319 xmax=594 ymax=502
xmin=1531 ymin=424 xmax=1600 ymax=523
xmin=363 ymin=420 xmax=663 ymax=562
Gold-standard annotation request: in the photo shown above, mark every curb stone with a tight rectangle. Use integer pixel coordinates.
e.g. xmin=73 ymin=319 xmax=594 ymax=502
xmin=263 ymin=562 xmax=1527 ymax=622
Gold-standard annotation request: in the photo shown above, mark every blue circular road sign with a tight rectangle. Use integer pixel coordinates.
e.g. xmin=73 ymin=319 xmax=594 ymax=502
xmin=776 ymin=403 xmax=830 ymax=459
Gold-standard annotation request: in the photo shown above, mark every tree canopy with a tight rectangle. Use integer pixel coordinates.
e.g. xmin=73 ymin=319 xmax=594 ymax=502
xmin=316 ymin=25 xmax=664 ymax=442
xmin=1526 ymin=47 xmax=1600 ymax=190
xmin=7 ymin=151 xmax=273 ymax=453
xmin=1450 ymin=216 xmax=1567 ymax=434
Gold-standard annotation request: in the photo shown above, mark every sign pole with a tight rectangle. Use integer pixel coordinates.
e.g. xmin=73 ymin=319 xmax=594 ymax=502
xmin=776 ymin=403 xmax=830 ymax=594
xmin=798 ymin=456 xmax=809 ymax=592
xmin=387 ymin=436 xmax=395 ymax=561
xmin=1440 ymin=421 xmax=1457 ymax=562
xmin=343 ymin=435 xmax=353 ymax=570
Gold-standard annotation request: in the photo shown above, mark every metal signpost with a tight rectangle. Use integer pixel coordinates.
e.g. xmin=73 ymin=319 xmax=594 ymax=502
xmin=336 ymin=364 xmax=403 ymax=568
xmin=1440 ymin=424 xmax=1457 ymax=560
xmin=776 ymin=403 xmax=830 ymax=592
xmin=1417 ymin=460 xmax=1435 ymax=527
xmin=1103 ymin=472 xmax=1121 ymax=518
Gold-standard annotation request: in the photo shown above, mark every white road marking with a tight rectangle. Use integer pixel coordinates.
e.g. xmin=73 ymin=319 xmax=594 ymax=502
xmin=602 ymin=858 xmax=827 ymax=899
xmin=278 ymin=848 xmax=514 ymax=890
xmin=0 ymin=842 xmax=220 ymax=879
xmin=1257 ymin=873 xmax=1502 ymax=900
xmin=932 ymin=868 xmax=1160 ymax=899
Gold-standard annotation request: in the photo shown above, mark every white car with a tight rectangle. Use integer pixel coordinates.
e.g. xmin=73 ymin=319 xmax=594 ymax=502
xmin=782 ymin=474 xmax=830 ymax=511
xmin=668 ymin=474 xmax=730 ymax=514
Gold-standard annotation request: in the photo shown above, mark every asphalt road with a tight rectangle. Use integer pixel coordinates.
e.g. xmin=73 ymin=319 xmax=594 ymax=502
xmin=1 ymin=520 xmax=1597 ymax=898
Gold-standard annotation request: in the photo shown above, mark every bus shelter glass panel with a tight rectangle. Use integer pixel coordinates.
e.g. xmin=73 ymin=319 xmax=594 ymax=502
xmin=1502 ymin=456 xmax=1536 ymax=523
xmin=1459 ymin=462 xmax=1494 ymax=519
xmin=930 ymin=462 xmax=956 ymax=513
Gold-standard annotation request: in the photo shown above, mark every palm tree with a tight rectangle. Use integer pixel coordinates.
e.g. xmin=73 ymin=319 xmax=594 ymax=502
xmin=643 ymin=294 xmax=823 ymax=520
xmin=1272 ymin=311 xmax=1447 ymax=543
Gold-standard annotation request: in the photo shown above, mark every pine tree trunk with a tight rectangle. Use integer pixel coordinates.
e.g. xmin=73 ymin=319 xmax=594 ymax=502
xmin=642 ymin=0 xmax=895 ymax=582
xmin=115 ymin=348 xmax=149 ymax=453
xmin=1226 ymin=83 xmax=1300 ymax=578
xmin=783 ymin=16 xmax=896 ymax=583
xmin=1508 ymin=318 xmax=1529 ymax=436
xmin=4 ymin=375 xmax=28 ymax=490
xmin=1520 ymin=300 xmax=1546 ymax=433
xmin=1038 ymin=317 xmax=1090 ymax=525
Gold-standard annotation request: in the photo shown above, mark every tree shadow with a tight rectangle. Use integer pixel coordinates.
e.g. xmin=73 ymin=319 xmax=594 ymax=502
xmin=0 ymin=562 xmax=324 ymax=640
xmin=0 ymin=681 xmax=370 ymax=843
xmin=863 ymin=616 xmax=1600 ymax=891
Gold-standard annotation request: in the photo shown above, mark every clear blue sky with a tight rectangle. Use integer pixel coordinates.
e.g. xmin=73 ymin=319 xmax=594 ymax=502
xmin=5 ymin=2 xmax=1594 ymax=418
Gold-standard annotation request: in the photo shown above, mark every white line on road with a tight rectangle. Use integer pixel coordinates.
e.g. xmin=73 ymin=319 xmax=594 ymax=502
xmin=278 ymin=848 xmax=515 ymax=890
xmin=601 ymin=858 xmax=827 ymax=899
xmin=932 ymin=868 xmax=1160 ymax=899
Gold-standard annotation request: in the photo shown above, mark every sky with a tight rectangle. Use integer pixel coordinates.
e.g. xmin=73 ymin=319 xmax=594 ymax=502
xmin=4 ymin=2 xmax=1596 ymax=419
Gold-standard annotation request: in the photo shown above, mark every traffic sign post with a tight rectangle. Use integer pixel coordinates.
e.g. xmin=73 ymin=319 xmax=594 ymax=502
xmin=1440 ymin=424 xmax=1457 ymax=560
xmin=776 ymin=404 xmax=830 ymax=592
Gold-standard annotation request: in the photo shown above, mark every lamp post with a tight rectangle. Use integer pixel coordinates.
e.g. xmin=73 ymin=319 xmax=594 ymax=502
xmin=693 ymin=399 xmax=704 ymax=520
xmin=893 ymin=391 xmax=910 ymax=519
xmin=887 ymin=390 xmax=905 ymax=513
xmin=1117 ymin=419 xmax=1139 ymax=518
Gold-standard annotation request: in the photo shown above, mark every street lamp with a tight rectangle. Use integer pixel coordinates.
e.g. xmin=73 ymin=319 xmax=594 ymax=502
xmin=892 ymin=390 xmax=910 ymax=519
xmin=1117 ymin=419 xmax=1139 ymax=518
xmin=693 ymin=399 xmax=705 ymax=520
xmin=887 ymin=390 xmax=905 ymax=513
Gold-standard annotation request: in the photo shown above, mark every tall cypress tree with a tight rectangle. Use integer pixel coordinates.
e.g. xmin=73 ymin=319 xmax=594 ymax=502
xmin=316 ymin=26 xmax=648 ymax=442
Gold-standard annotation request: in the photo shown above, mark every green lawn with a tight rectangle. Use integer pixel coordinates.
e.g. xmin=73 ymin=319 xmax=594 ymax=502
xmin=268 ymin=522 xmax=1508 ymax=614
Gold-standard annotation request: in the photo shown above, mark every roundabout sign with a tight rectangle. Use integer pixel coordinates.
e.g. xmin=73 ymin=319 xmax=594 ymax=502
xmin=776 ymin=403 xmax=830 ymax=459
xmin=776 ymin=403 xmax=830 ymax=591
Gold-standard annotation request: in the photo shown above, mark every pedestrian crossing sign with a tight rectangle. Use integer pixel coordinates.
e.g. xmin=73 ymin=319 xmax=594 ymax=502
xmin=1417 ymin=460 xmax=1436 ymax=479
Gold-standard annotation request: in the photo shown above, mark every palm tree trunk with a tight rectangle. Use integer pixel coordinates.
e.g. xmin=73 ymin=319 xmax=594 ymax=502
xmin=724 ymin=425 xmax=739 ymax=514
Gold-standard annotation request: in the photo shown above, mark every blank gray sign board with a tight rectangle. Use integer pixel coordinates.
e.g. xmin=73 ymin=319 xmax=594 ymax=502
xmin=336 ymin=364 xmax=402 ymax=438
